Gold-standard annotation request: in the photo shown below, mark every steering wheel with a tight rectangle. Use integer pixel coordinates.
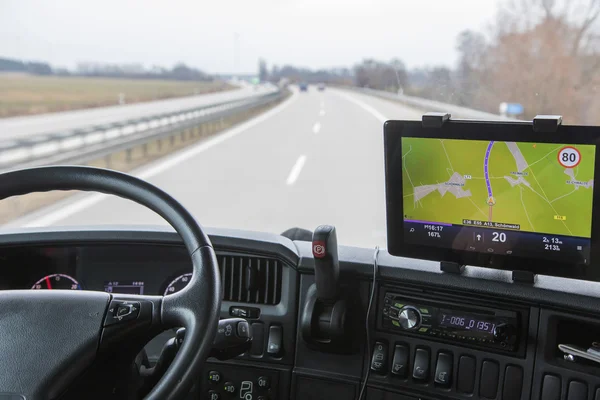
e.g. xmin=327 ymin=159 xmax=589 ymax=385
xmin=0 ymin=166 xmax=222 ymax=400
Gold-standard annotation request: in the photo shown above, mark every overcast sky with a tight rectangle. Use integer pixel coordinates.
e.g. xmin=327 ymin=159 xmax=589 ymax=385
xmin=0 ymin=0 xmax=500 ymax=74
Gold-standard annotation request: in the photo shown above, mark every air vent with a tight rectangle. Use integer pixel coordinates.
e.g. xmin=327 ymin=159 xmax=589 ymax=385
xmin=218 ymin=254 xmax=282 ymax=305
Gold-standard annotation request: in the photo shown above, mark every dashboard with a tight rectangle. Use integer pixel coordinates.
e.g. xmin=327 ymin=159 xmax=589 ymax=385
xmin=3 ymin=226 xmax=600 ymax=400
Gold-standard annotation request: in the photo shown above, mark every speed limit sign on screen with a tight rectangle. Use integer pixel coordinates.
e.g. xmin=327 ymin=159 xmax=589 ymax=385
xmin=558 ymin=146 xmax=581 ymax=168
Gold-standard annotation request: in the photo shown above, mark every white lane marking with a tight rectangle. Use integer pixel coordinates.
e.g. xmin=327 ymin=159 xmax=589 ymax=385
xmin=312 ymin=122 xmax=321 ymax=134
xmin=17 ymin=91 xmax=300 ymax=228
xmin=286 ymin=155 xmax=306 ymax=185
xmin=319 ymin=109 xmax=325 ymax=116
xmin=333 ymin=90 xmax=388 ymax=123
xmin=320 ymin=100 xmax=325 ymax=108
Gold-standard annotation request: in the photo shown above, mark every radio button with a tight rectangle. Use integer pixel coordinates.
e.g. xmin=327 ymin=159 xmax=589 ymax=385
xmin=399 ymin=307 xmax=421 ymax=330
xmin=412 ymin=348 xmax=430 ymax=380
xmin=371 ymin=342 xmax=388 ymax=374
xmin=391 ymin=344 xmax=409 ymax=378
xmin=389 ymin=308 xmax=399 ymax=319
xmin=434 ymin=352 xmax=453 ymax=387
xmin=479 ymin=360 xmax=499 ymax=399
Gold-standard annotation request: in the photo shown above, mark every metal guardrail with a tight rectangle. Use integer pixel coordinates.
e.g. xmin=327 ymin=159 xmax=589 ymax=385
xmin=350 ymin=87 xmax=509 ymax=120
xmin=0 ymin=90 xmax=283 ymax=170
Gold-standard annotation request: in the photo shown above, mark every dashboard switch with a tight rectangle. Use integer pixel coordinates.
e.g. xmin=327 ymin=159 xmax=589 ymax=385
xmin=479 ymin=360 xmax=499 ymax=398
xmin=391 ymin=344 xmax=409 ymax=378
xmin=267 ymin=325 xmax=283 ymax=357
xmin=208 ymin=390 xmax=220 ymax=400
xmin=257 ymin=376 xmax=270 ymax=390
xmin=251 ymin=323 xmax=265 ymax=356
xmin=371 ymin=342 xmax=388 ymax=374
xmin=502 ymin=365 xmax=523 ymax=400
xmin=207 ymin=370 xmax=221 ymax=384
xmin=223 ymin=382 xmax=236 ymax=394
xmin=412 ymin=348 xmax=430 ymax=380
xmin=568 ymin=381 xmax=587 ymax=400
xmin=541 ymin=374 xmax=561 ymax=400
xmin=457 ymin=355 xmax=476 ymax=393
xmin=434 ymin=352 xmax=453 ymax=387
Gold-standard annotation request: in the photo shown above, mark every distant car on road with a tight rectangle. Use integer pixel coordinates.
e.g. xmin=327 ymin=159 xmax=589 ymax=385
xmin=299 ymin=82 xmax=308 ymax=92
xmin=317 ymin=82 xmax=326 ymax=91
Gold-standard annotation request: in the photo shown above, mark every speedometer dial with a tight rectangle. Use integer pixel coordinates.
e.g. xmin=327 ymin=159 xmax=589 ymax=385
xmin=164 ymin=273 xmax=192 ymax=295
xmin=32 ymin=274 xmax=81 ymax=290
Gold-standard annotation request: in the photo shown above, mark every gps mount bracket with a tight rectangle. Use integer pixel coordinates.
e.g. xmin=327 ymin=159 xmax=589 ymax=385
xmin=440 ymin=261 xmax=465 ymax=275
xmin=533 ymin=115 xmax=562 ymax=132
xmin=422 ymin=112 xmax=451 ymax=128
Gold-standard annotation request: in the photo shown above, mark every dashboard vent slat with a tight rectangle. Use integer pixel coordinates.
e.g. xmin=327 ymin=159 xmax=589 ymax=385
xmin=219 ymin=254 xmax=282 ymax=305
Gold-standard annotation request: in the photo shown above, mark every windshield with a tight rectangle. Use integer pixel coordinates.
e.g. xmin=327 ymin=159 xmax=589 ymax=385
xmin=1 ymin=0 xmax=598 ymax=247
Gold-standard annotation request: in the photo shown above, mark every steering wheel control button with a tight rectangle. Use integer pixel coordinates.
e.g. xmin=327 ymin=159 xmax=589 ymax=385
xmin=207 ymin=371 xmax=221 ymax=384
xmin=103 ymin=300 xmax=141 ymax=326
xmin=413 ymin=347 xmax=430 ymax=380
xmin=267 ymin=325 xmax=283 ymax=357
xmin=237 ymin=321 xmax=250 ymax=338
xmin=434 ymin=352 xmax=453 ymax=387
xmin=370 ymin=341 xmax=388 ymax=374
xmin=257 ymin=376 xmax=270 ymax=390
xmin=223 ymin=382 xmax=236 ymax=394
xmin=208 ymin=391 xmax=220 ymax=400
xmin=391 ymin=344 xmax=409 ymax=378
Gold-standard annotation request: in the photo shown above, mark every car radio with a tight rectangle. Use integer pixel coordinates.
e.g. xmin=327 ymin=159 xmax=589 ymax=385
xmin=381 ymin=292 xmax=521 ymax=352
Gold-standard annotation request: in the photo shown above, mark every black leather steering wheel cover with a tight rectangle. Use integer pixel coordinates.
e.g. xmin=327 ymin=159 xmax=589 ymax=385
xmin=0 ymin=166 xmax=221 ymax=399
xmin=0 ymin=165 xmax=211 ymax=253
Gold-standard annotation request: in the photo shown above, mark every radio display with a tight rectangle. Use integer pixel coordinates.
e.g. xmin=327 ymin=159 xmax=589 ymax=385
xmin=439 ymin=313 xmax=496 ymax=334
xmin=400 ymin=137 xmax=595 ymax=265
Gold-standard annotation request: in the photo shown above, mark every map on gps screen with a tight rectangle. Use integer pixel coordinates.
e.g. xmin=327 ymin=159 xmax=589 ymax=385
xmin=402 ymin=137 xmax=596 ymax=238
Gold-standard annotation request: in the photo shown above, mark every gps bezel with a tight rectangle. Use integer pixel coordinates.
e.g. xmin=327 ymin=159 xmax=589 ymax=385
xmin=384 ymin=119 xmax=600 ymax=281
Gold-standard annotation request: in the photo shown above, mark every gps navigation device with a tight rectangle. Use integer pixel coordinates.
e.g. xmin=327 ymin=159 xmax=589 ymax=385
xmin=384 ymin=119 xmax=600 ymax=280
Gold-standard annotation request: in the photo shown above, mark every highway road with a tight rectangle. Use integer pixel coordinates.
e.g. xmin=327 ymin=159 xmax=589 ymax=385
xmin=0 ymin=84 xmax=276 ymax=141
xmin=6 ymin=87 xmax=424 ymax=248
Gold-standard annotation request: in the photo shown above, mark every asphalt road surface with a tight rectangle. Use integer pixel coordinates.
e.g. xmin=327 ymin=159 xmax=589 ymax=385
xmin=6 ymin=87 xmax=424 ymax=248
xmin=0 ymin=84 xmax=276 ymax=141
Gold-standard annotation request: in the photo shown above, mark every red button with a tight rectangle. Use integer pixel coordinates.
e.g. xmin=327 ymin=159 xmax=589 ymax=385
xmin=313 ymin=241 xmax=326 ymax=258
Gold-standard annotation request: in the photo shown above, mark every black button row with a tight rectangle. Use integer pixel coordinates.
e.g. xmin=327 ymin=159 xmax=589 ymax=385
xmin=541 ymin=374 xmax=591 ymax=400
xmin=456 ymin=356 xmax=523 ymax=400
xmin=370 ymin=342 xmax=452 ymax=387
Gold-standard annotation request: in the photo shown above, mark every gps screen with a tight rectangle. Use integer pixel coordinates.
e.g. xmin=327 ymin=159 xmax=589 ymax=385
xmin=401 ymin=137 xmax=596 ymax=265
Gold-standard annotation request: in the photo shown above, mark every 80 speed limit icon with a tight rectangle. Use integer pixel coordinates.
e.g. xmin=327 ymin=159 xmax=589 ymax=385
xmin=557 ymin=146 xmax=581 ymax=168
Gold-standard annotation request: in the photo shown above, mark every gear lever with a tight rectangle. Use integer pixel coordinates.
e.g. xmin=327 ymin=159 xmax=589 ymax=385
xmin=312 ymin=225 xmax=340 ymax=301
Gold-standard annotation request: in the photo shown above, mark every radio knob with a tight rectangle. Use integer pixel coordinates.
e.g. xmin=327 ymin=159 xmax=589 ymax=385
xmin=398 ymin=307 xmax=421 ymax=330
xmin=493 ymin=323 xmax=517 ymax=344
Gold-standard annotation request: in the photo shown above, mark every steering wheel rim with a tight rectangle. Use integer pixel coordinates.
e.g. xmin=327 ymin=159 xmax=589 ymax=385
xmin=0 ymin=166 xmax=222 ymax=400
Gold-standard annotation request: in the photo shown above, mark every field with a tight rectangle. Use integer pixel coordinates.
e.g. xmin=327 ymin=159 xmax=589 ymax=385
xmin=402 ymin=137 xmax=595 ymax=238
xmin=0 ymin=74 xmax=233 ymax=118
